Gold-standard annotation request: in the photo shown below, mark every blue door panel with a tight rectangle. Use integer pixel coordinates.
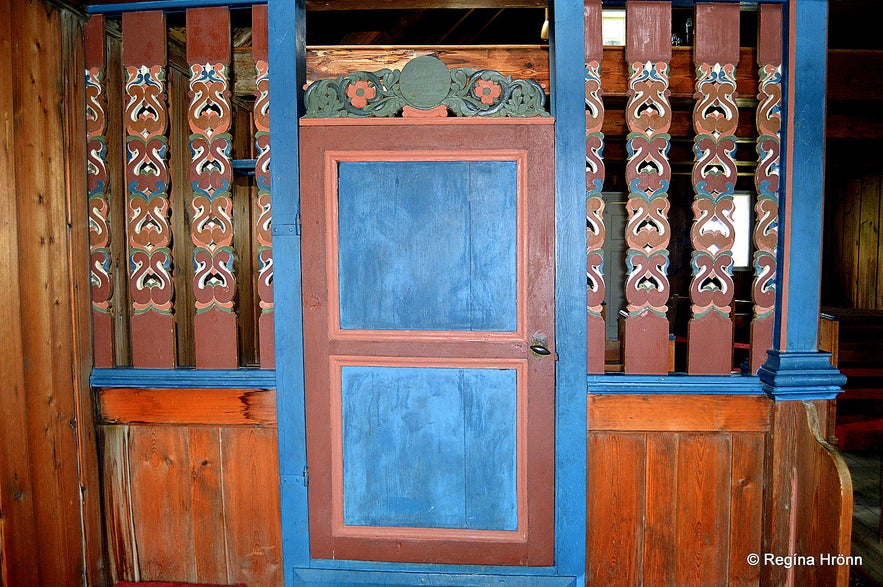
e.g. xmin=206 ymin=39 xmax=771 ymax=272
xmin=341 ymin=365 xmax=518 ymax=530
xmin=337 ymin=160 xmax=518 ymax=332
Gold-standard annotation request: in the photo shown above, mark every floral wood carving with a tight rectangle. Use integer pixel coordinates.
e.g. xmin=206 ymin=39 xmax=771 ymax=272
xmin=304 ymin=55 xmax=548 ymax=118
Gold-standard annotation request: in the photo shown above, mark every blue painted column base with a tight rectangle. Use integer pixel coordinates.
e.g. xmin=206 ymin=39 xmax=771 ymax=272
xmin=758 ymin=350 xmax=846 ymax=400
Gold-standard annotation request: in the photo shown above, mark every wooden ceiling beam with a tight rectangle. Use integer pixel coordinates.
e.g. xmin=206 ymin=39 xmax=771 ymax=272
xmin=306 ymin=0 xmax=547 ymax=10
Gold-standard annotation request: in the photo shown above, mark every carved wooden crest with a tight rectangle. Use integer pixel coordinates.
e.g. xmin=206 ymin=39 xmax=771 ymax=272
xmin=304 ymin=55 xmax=548 ymax=118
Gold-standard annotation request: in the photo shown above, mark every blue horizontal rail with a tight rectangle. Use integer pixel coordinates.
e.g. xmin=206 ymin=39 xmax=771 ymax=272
xmin=91 ymin=367 xmax=276 ymax=389
xmin=86 ymin=0 xmax=264 ymax=15
xmin=587 ymin=373 xmax=764 ymax=395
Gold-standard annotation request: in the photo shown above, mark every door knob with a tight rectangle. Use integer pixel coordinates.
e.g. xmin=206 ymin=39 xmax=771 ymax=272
xmin=530 ymin=333 xmax=551 ymax=357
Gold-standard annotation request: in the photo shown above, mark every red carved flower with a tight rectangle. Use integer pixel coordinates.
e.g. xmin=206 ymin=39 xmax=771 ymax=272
xmin=474 ymin=79 xmax=502 ymax=105
xmin=346 ymin=80 xmax=376 ymax=109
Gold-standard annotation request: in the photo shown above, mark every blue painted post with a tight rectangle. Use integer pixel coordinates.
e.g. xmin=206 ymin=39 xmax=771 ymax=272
xmin=758 ymin=0 xmax=845 ymax=399
xmin=268 ymin=0 xmax=309 ymax=583
xmin=551 ymin=0 xmax=587 ymax=582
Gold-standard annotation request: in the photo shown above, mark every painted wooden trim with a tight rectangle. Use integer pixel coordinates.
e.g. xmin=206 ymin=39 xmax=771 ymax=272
xmin=587 ymin=394 xmax=771 ymax=432
xmin=299 ymin=116 xmax=554 ymax=127
xmin=625 ymin=1 xmax=671 ymax=64
xmin=90 ymin=367 xmax=276 ymax=389
xmin=268 ymin=0 xmax=310 ymax=577
xmin=97 ymin=387 xmax=276 ymax=425
xmin=291 ymin=568 xmax=577 ymax=586
xmin=550 ymin=0 xmax=588 ymax=581
xmin=586 ymin=373 xmax=764 ymax=394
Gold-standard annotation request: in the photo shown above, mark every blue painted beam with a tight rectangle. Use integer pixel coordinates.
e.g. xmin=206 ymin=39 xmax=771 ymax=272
xmin=90 ymin=367 xmax=275 ymax=388
xmin=86 ymin=0 xmax=263 ymax=15
xmin=268 ymin=0 xmax=310 ymax=580
xmin=586 ymin=374 xmax=763 ymax=395
xmin=550 ymin=0 xmax=587 ymax=583
xmin=758 ymin=0 xmax=845 ymax=400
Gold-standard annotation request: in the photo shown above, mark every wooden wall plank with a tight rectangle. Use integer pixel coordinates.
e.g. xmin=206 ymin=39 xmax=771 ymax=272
xmin=586 ymin=433 xmax=645 ymax=586
xmin=222 ymin=427 xmax=283 ymax=587
xmin=642 ymin=434 xmax=677 ymax=587
xmin=129 ymin=427 xmax=197 ymax=582
xmin=0 ymin=0 xmax=40 ymax=581
xmin=98 ymin=388 xmax=277 ymax=426
xmin=100 ymin=425 xmax=138 ymax=583
xmin=188 ymin=428 xmax=228 ymax=584
xmin=857 ymin=176 xmax=881 ymax=309
xmin=588 ymin=394 xmax=771 ymax=432
xmin=728 ymin=434 xmax=764 ymax=587
xmin=674 ymin=435 xmax=730 ymax=586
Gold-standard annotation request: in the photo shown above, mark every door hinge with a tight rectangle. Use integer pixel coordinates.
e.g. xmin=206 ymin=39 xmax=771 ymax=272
xmin=295 ymin=212 xmax=302 ymax=236
xmin=301 ymin=465 xmax=310 ymax=487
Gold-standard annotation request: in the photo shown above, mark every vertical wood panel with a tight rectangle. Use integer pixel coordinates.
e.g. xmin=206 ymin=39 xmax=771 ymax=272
xmin=586 ymin=433 xmax=645 ymax=586
xmin=643 ymin=434 xmax=677 ymax=587
xmin=622 ymin=1 xmax=673 ymax=374
xmin=129 ymin=427 xmax=197 ymax=582
xmin=187 ymin=7 xmax=239 ymax=368
xmin=675 ymin=435 xmax=730 ymax=586
xmin=728 ymin=434 xmax=764 ymax=587
xmin=188 ymin=428 xmax=228 ymax=584
xmin=122 ymin=11 xmax=176 ymax=367
xmin=0 ymin=0 xmax=40 ymax=581
xmin=101 ymin=426 xmax=138 ymax=583
xmin=688 ymin=3 xmax=740 ymax=374
xmin=857 ymin=176 xmax=881 ymax=308
xmin=222 ymin=427 xmax=283 ymax=587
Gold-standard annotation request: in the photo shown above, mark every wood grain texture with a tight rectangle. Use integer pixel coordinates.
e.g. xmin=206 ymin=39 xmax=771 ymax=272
xmin=588 ymin=394 xmax=771 ymax=432
xmin=762 ymin=401 xmax=853 ymax=587
xmin=586 ymin=433 xmax=645 ymax=586
xmin=98 ymin=388 xmax=276 ymax=426
xmin=587 ymin=423 xmax=767 ymax=587
xmin=105 ymin=425 xmax=283 ymax=586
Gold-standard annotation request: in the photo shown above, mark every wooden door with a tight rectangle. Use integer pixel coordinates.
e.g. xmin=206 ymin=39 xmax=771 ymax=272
xmin=299 ymin=118 xmax=555 ymax=566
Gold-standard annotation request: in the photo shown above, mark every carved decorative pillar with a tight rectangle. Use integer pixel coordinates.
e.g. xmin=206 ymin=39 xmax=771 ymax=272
xmin=687 ymin=2 xmax=740 ymax=375
xmin=750 ymin=4 xmax=783 ymax=373
xmin=253 ymin=5 xmax=275 ymax=369
xmin=623 ymin=1 xmax=672 ymax=374
xmin=187 ymin=7 xmax=238 ymax=368
xmin=122 ymin=11 xmax=175 ymax=367
xmin=86 ymin=15 xmax=114 ymax=368
xmin=585 ymin=0 xmax=606 ymax=374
